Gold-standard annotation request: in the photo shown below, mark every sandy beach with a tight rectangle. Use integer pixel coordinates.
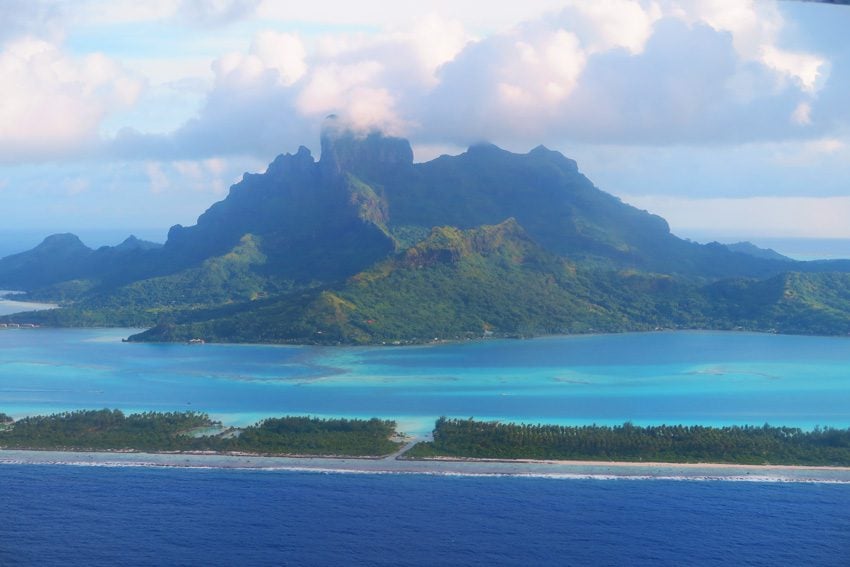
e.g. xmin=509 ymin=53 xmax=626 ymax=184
xmin=3 ymin=448 xmax=850 ymax=483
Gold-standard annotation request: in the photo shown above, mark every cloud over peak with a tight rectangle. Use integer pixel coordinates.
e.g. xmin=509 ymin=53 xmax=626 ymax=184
xmin=93 ymin=0 xmax=841 ymax=162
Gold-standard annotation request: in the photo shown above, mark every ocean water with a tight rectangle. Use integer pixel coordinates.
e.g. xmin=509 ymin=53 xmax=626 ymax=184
xmin=3 ymin=329 xmax=850 ymax=565
xmin=1 ymin=328 xmax=850 ymax=433
xmin=1 ymin=465 xmax=849 ymax=566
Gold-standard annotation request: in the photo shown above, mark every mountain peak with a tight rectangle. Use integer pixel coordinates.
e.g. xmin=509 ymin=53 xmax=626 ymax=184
xmin=36 ymin=233 xmax=89 ymax=253
xmin=265 ymin=145 xmax=316 ymax=179
xmin=466 ymin=142 xmax=508 ymax=156
xmin=319 ymin=124 xmax=413 ymax=178
xmin=113 ymin=235 xmax=162 ymax=252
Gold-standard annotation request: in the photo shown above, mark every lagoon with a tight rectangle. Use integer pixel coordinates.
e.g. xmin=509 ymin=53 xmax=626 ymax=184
xmin=1 ymin=328 xmax=849 ymax=434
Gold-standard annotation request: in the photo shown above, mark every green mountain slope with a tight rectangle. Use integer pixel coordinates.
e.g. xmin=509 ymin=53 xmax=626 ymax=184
xmin=129 ymin=220 xmax=850 ymax=345
xmin=14 ymin=235 xmax=275 ymax=328
xmin=127 ymin=219 xmax=630 ymax=343
xmin=706 ymin=272 xmax=850 ymax=334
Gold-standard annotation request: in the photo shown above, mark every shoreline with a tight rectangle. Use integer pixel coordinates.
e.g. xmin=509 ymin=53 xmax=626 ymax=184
xmin=4 ymin=449 xmax=850 ymax=483
xmin=5 ymin=324 xmax=850 ymax=348
xmin=404 ymin=455 xmax=850 ymax=472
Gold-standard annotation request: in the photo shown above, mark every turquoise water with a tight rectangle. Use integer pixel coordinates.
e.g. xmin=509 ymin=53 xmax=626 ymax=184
xmin=1 ymin=329 xmax=849 ymax=434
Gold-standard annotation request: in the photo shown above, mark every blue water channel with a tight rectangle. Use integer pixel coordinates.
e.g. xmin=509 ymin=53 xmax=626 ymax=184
xmin=1 ymin=328 xmax=849 ymax=434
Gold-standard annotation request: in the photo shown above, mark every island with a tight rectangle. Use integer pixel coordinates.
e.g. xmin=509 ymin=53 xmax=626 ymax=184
xmin=4 ymin=128 xmax=850 ymax=346
xmin=3 ymin=410 xmax=850 ymax=468
xmin=0 ymin=409 xmax=401 ymax=457
xmin=404 ymin=418 xmax=850 ymax=467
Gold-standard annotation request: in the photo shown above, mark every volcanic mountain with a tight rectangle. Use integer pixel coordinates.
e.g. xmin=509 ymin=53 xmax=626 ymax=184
xmin=3 ymin=126 xmax=850 ymax=343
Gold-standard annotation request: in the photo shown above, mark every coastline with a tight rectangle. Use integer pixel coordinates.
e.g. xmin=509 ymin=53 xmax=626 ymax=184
xmin=4 ymin=321 xmax=850 ymax=348
xmin=4 ymin=449 xmax=850 ymax=483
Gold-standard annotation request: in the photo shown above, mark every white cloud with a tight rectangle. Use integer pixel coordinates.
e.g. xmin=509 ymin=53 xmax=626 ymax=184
xmin=172 ymin=160 xmax=222 ymax=193
xmin=111 ymin=14 xmax=471 ymax=158
xmin=399 ymin=14 xmax=470 ymax=80
xmin=0 ymin=0 xmax=66 ymax=43
xmin=214 ymin=31 xmax=307 ymax=88
xmin=255 ymin=0 xmax=566 ymax=33
xmin=145 ymin=162 xmax=170 ymax=193
xmin=671 ymin=0 xmax=781 ymax=58
xmin=0 ymin=38 xmax=142 ymax=161
xmin=791 ymin=101 xmax=812 ymax=126
xmin=559 ymin=0 xmax=662 ymax=55
xmin=761 ymin=45 xmax=827 ymax=94
xmin=419 ymin=14 xmax=815 ymax=147
xmin=669 ymin=0 xmax=828 ymax=95
xmin=4 ymin=0 xmax=841 ymax=165
xmin=297 ymin=62 xmax=404 ymax=133
xmin=770 ymin=136 xmax=847 ymax=167
xmin=808 ymin=138 xmax=845 ymax=154
xmin=146 ymin=157 xmax=258 ymax=196
xmin=251 ymin=31 xmax=307 ymax=85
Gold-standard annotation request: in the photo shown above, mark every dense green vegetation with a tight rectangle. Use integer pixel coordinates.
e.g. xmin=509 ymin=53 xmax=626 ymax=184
xmin=126 ymin=224 xmax=850 ymax=344
xmin=235 ymin=416 xmax=400 ymax=456
xmin=5 ymin=411 xmax=850 ymax=466
xmin=406 ymin=418 xmax=850 ymax=466
xmin=0 ymin=410 xmax=401 ymax=457
xmin=0 ymin=409 xmax=215 ymax=451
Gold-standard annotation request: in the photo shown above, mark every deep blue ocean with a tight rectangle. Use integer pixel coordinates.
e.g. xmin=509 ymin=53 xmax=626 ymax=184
xmin=2 ymin=465 xmax=849 ymax=566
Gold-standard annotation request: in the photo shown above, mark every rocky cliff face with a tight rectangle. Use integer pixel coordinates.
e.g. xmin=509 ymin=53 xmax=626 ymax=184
xmin=320 ymin=129 xmax=414 ymax=179
xmin=161 ymin=129 xmax=400 ymax=282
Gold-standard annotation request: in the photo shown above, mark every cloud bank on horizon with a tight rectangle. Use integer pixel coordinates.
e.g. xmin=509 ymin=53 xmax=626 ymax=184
xmin=1 ymin=0 xmax=850 ymax=242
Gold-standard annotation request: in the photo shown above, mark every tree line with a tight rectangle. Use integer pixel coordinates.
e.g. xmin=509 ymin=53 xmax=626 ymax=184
xmin=406 ymin=417 xmax=850 ymax=466
xmin=0 ymin=409 xmax=400 ymax=457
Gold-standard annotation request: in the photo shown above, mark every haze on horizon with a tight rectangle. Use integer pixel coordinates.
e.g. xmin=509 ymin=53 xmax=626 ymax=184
xmin=1 ymin=0 xmax=850 ymax=250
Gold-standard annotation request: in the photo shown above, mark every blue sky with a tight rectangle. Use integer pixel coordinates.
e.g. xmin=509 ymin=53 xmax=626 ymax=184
xmin=1 ymin=0 xmax=849 ymax=245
